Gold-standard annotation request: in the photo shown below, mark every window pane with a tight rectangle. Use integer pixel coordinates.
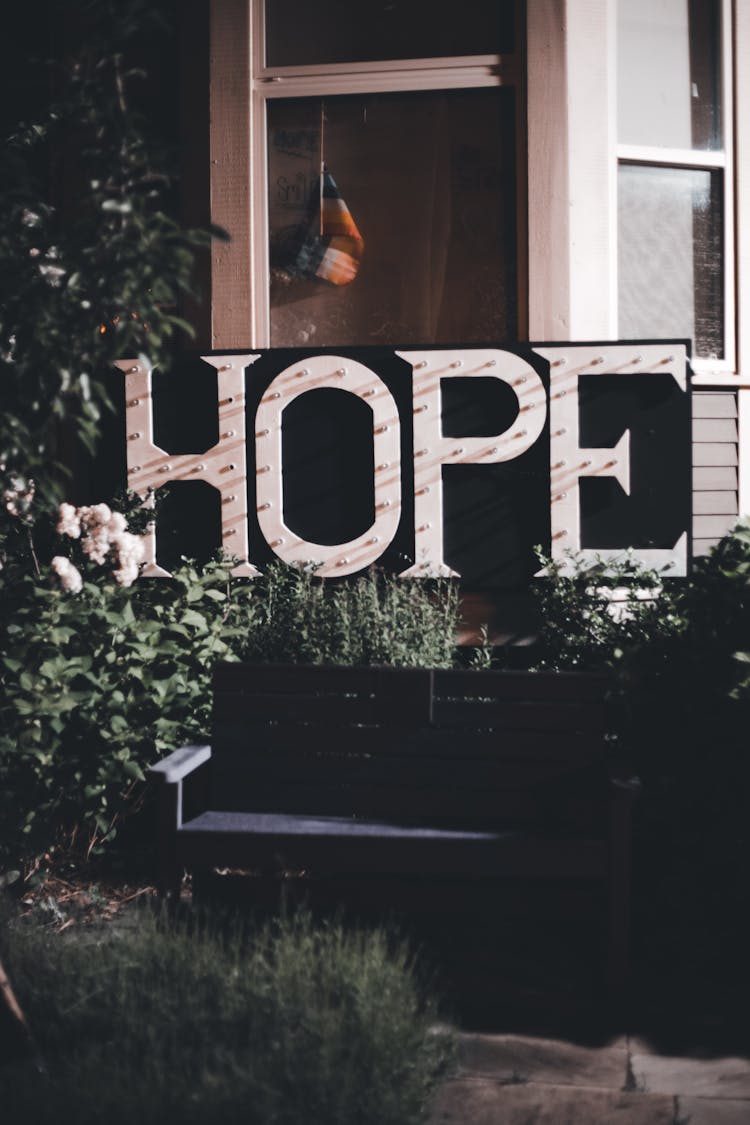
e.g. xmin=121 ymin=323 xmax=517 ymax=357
xmin=267 ymin=89 xmax=517 ymax=348
xmin=617 ymin=0 xmax=721 ymax=150
xmin=265 ymin=0 xmax=514 ymax=67
xmin=618 ymin=164 xmax=723 ymax=359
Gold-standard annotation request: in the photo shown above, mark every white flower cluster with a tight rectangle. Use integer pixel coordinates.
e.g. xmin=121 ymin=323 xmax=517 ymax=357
xmin=55 ymin=502 xmax=145 ymax=589
xmin=51 ymin=555 xmax=83 ymax=594
xmin=26 ymin=238 xmax=65 ymax=285
xmin=3 ymin=474 xmax=35 ymax=522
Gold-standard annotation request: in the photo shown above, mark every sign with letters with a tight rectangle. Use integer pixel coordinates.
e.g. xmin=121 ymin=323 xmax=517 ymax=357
xmin=115 ymin=343 xmax=691 ymax=586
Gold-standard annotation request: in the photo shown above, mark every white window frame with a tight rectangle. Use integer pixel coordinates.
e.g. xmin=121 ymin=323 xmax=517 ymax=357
xmin=616 ymin=0 xmax=735 ymax=379
xmin=528 ymin=0 xmax=748 ymax=384
xmin=209 ymin=0 xmax=525 ymax=352
xmin=527 ymin=0 xmax=750 ymax=514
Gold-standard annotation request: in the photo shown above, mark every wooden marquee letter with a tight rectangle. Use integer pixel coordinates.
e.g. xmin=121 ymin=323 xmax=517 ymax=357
xmin=396 ymin=348 xmax=547 ymax=576
xmin=254 ymin=355 xmax=402 ymax=577
xmin=533 ymin=343 xmax=688 ymax=575
xmin=116 ymin=354 xmax=260 ymax=577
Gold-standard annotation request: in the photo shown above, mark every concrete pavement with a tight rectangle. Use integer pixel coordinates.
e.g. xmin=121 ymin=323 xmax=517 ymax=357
xmin=428 ymin=1032 xmax=750 ymax=1124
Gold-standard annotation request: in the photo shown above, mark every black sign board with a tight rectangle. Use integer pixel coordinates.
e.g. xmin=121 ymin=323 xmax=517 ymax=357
xmin=110 ymin=342 xmax=691 ymax=586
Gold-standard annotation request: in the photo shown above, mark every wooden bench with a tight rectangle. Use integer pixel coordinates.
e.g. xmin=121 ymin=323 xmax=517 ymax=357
xmin=150 ymin=662 xmax=637 ymax=1004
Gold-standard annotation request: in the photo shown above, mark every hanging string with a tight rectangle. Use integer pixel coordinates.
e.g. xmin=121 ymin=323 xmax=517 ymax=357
xmin=319 ymin=99 xmax=326 ymax=236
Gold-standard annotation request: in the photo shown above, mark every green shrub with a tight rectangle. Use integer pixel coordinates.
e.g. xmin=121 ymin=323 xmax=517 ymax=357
xmin=0 ymin=556 xmax=253 ymax=864
xmin=678 ymin=517 xmax=750 ymax=700
xmin=240 ymin=561 xmax=460 ymax=670
xmin=0 ymin=907 xmax=452 ymax=1125
xmin=528 ymin=534 xmax=750 ymax=1020
xmin=0 ymin=0 xmax=213 ymax=508
xmin=530 ymin=549 xmax=685 ymax=671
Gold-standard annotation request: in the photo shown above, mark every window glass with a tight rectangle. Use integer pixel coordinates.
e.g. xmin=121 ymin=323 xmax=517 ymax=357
xmin=267 ymin=88 xmax=517 ymax=347
xmin=617 ymin=0 xmax=721 ymax=150
xmin=265 ymin=0 xmax=514 ymax=67
xmin=618 ymin=164 xmax=723 ymax=359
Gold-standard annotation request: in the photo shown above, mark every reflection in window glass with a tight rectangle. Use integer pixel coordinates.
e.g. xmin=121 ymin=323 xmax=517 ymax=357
xmin=617 ymin=0 xmax=721 ymax=150
xmin=618 ymin=164 xmax=723 ymax=359
xmin=267 ymin=89 xmax=517 ymax=348
xmin=265 ymin=0 xmax=514 ymax=67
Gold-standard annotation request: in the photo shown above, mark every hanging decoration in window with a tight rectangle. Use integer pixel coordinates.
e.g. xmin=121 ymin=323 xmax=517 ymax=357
xmin=272 ymin=102 xmax=364 ymax=287
xmin=285 ymin=167 xmax=364 ymax=285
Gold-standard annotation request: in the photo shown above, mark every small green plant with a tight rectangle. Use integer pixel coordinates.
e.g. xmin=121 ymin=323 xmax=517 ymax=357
xmin=530 ymin=548 xmax=685 ymax=671
xmin=240 ymin=561 xmax=460 ymax=670
xmin=466 ymin=624 xmax=495 ymax=670
xmin=0 ymin=906 xmax=452 ymax=1125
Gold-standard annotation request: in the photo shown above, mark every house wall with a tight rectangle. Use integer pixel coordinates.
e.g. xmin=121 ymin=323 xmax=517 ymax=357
xmin=692 ymin=390 xmax=740 ymax=554
xmin=198 ymin=1 xmax=745 ymax=586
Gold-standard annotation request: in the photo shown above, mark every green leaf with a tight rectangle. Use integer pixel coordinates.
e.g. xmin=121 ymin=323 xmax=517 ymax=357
xmin=122 ymin=760 xmax=145 ymax=781
xmin=181 ymin=609 xmax=208 ymax=629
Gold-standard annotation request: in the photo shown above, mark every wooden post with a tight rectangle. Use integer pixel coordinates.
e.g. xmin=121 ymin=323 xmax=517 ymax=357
xmin=607 ymin=773 xmax=640 ymax=1017
xmin=156 ymin=779 xmax=183 ymax=902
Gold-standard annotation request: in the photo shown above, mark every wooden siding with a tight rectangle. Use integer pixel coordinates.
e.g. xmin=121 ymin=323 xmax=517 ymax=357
xmin=692 ymin=390 xmax=739 ymax=555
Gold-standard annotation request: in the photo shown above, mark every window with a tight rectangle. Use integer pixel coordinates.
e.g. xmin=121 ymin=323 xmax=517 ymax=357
xmin=526 ymin=0 xmax=747 ymax=382
xmin=210 ymin=0 xmax=525 ymax=350
xmin=616 ymin=0 xmax=733 ymax=372
xmin=210 ymin=0 xmax=748 ymax=383
xmin=266 ymin=88 xmax=518 ymax=347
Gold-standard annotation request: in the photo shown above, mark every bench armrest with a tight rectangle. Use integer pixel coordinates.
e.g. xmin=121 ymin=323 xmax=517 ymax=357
xmin=150 ymin=746 xmax=211 ymax=898
xmin=149 ymin=745 xmax=212 ymax=784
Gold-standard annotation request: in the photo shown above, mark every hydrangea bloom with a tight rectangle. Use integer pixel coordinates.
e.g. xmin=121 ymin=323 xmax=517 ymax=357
xmin=56 ymin=502 xmax=81 ymax=539
xmin=53 ymin=503 xmax=145 ymax=586
xmin=51 ymin=555 xmax=83 ymax=594
xmin=111 ymin=530 xmax=146 ymax=587
xmin=3 ymin=476 xmax=35 ymax=520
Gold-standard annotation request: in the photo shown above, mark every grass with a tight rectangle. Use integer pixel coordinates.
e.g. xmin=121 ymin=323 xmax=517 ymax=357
xmin=0 ymin=903 xmax=452 ymax=1125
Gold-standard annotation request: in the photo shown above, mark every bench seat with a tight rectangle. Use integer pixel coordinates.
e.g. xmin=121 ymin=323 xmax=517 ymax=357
xmin=176 ymin=810 xmax=607 ymax=878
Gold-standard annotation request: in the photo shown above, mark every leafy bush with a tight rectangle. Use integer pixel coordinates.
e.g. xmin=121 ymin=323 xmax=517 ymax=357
xmin=241 ymin=561 xmax=460 ymax=669
xmin=0 ymin=0 xmax=213 ymax=505
xmin=531 ymin=523 xmax=750 ymax=688
xmin=602 ymin=526 xmax=750 ymax=1025
xmin=676 ymin=517 xmax=750 ymax=700
xmin=0 ymin=556 xmax=253 ymax=864
xmin=0 ymin=907 xmax=452 ymax=1125
xmin=530 ymin=549 xmax=685 ymax=671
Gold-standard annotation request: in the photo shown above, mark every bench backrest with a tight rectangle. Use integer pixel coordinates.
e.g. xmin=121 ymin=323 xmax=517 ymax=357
xmin=210 ymin=663 xmax=610 ymax=829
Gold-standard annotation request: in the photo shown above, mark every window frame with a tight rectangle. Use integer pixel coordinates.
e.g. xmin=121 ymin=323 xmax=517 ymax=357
xmin=209 ymin=0 xmax=526 ymax=351
xmin=615 ymin=0 xmax=736 ymax=378
xmin=526 ymin=0 xmax=749 ymax=518
xmin=527 ymin=0 xmax=747 ymax=387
